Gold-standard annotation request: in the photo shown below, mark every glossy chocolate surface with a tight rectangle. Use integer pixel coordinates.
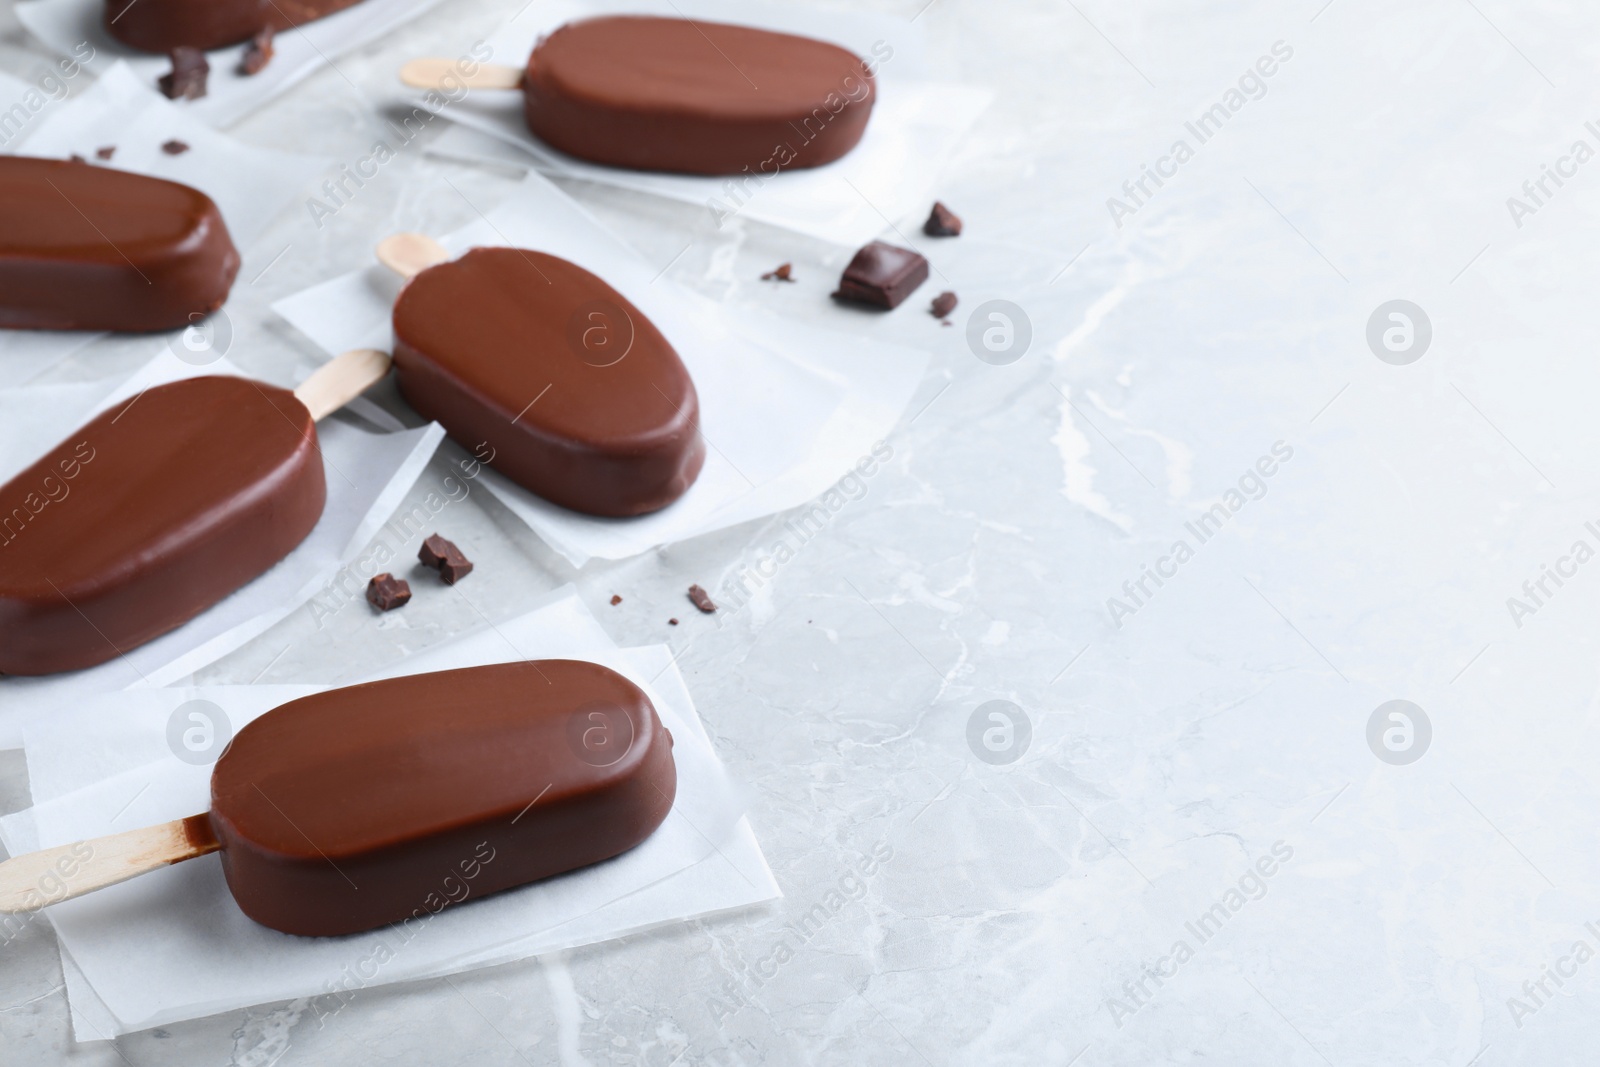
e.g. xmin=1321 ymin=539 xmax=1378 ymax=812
xmin=104 ymin=0 xmax=366 ymax=53
xmin=0 ymin=377 xmax=325 ymax=676
xmin=524 ymin=16 xmax=875 ymax=175
xmin=0 ymin=157 xmax=239 ymax=332
xmin=210 ymin=661 xmax=678 ymax=937
xmin=392 ymin=247 xmax=704 ymax=517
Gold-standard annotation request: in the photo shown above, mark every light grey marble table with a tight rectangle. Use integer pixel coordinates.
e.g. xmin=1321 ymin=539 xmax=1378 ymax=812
xmin=4 ymin=0 xmax=1600 ymax=1063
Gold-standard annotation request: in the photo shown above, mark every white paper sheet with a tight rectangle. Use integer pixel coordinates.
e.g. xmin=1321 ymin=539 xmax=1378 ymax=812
xmin=0 ymin=348 xmax=447 ymax=748
xmin=0 ymin=62 xmax=326 ymax=387
xmin=16 ymin=0 xmax=446 ymax=128
xmin=421 ymin=0 xmax=993 ymax=246
xmin=272 ymin=171 xmax=928 ymax=566
xmin=0 ymin=588 xmax=777 ymax=1039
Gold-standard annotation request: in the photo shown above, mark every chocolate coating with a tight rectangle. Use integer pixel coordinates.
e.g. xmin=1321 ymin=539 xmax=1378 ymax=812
xmin=0 ymin=157 xmax=239 ymax=332
xmin=524 ymin=16 xmax=876 ymax=175
xmin=104 ymin=0 xmax=366 ymax=53
xmin=392 ymin=247 xmax=705 ymax=517
xmin=0 ymin=377 xmax=325 ymax=676
xmin=209 ymin=661 xmax=677 ymax=937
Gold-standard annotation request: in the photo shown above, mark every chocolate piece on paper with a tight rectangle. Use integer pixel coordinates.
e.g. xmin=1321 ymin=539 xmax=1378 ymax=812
xmin=924 ymin=201 xmax=963 ymax=237
xmin=159 ymin=48 xmax=210 ymax=100
xmin=418 ymin=534 xmax=474 ymax=585
xmin=610 ymin=594 xmax=623 ymax=605
xmin=239 ymin=27 xmax=275 ymax=76
xmin=95 ymin=146 xmax=116 ymax=160
xmin=161 ymin=139 xmax=191 ymax=155
xmin=668 ymin=618 xmax=679 ymax=626
xmin=761 ymin=262 xmax=794 ymax=282
xmin=832 ymin=241 xmax=930 ymax=310
xmin=687 ymin=584 xmax=717 ymax=614
xmin=366 ymin=573 xmax=412 ymax=612
xmin=930 ymin=291 xmax=958 ymax=319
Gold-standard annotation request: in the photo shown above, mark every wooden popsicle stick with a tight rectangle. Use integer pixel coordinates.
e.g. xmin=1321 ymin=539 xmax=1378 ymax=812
xmin=399 ymin=58 xmax=523 ymax=91
xmin=295 ymin=347 xmax=393 ymax=422
xmin=0 ymin=814 xmax=217 ymax=914
xmin=376 ymin=232 xmax=451 ymax=280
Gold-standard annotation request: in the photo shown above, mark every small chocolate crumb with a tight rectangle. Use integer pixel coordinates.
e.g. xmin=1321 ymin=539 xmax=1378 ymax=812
xmin=924 ymin=201 xmax=962 ymax=237
xmin=668 ymin=618 xmax=680 ymax=626
xmin=161 ymin=139 xmax=191 ymax=155
xmin=95 ymin=146 xmax=116 ymax=160
xmin=418 ymin=533 xmax=474 ymax=585
xmin=239 ymin=26 xmax=275 ymax=76
xmin=68 ymin=153 xmax=86 ymax=163
xmin=366 ymin=573 xmax=411 ymax=611
xmin=610 ymin=594 xmax=623 ymax=605
xmin=761 ymin=262 xmax=795 ymax=282
xmin=687 ymin=584 xmax=717 ymax=614
xmin=159 ymin=48 xmax=209 ymax=101
xmin=930 ymin=291 xmax=958 ymax=319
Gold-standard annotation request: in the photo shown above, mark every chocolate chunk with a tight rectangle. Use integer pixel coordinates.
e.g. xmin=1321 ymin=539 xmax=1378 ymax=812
xmin=832 ymin=241 xmax=929 ymax=310
xmin=761 ymin=262 xmax=794 ymax=282
xmin=930 ymin=291 xmax=958 ymax=319
xmin=366 ymin=573 xmax=411 ymax=612
xmin=418 ymin=533 xmax=473 ymax=585
xmin=610 ymin=594 xmax=623 ymax=605
xmin=159 ymin=48 xmax=210 ymax=101
xmin=924 ymin=201 xmax=962 ymax=237
xmin=668 ymin=618 xmax=679 ymax=626
xmin=687 ymin=584 xmax=717 ymax=614
xmin=95 ymin=146 xmax=116 ymax=161
xmin=239 ymin=26 xmax=275 ymax=76
xmin=161 ymin=139 xmax=191 ymax=155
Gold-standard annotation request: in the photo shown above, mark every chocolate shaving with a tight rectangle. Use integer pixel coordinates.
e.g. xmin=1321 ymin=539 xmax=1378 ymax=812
xmin=687 ymin=584 xmax=717 ymax=614
xmin=239 ymin=26 xmax=275 ymax=76
xmin=159 ymin=48 xmax=209 ymax=101
xmin=610 ymin=594 xmax=623 ymax=605
xmin=418 ymin=533 xmax=474 ymax=585
xmin=95 ymin=146 xmax=116 ymax=161
xmin=668 ymin=618 xmax=679 ymax=626
xmin=366 ymin=573 xmax=412 ymax=612
xmin=161 ymin=139 xmax=190 ymax=155
xmin=923 ymin=201 xmax=963 ymax=237
xmin=930 ymin=291 xmax=958 ymax=319
xmin=761 ymin=262 xmax=795 ymax=282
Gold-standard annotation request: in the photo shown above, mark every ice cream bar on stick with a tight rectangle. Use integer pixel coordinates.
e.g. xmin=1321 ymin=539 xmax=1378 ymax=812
xmin=399 ymin=15 xmax=877 ymax=175
xmin=0 ymin=662 xmax=678 ymax=937
xmin=375 ymin=233 xmax=705 ymax=517
xmin=0 ymin=157 xmax=239 ymax=332
xmin=104 ymin=0 xmax=368 ymax=53
xmin=0 ymin=348 xmax=391 ymax=676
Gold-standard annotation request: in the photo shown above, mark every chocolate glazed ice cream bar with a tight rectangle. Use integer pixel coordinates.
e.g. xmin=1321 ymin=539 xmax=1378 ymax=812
xmin=0 ymin=349 xmax=391 ymax=676
xmin=0 ymin=662 xmax=678 ymax=938
xmin=104 ymin=0 xmax=367 ymax=52
xmin=375 ymin=233 xmax=705 ymax=517
xmin=401 ymin=16 xmax=879 ymax=175
xmin=0 ymin=157 xmax=239 ymax=332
